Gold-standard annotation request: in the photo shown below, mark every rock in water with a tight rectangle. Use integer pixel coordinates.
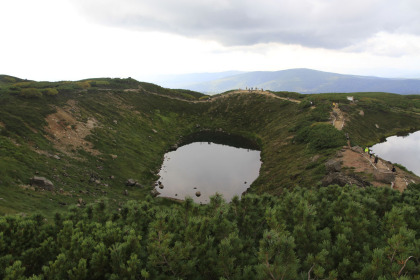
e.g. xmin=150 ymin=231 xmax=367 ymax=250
xmin=30 ymin=176 xmax=54 ymax=191
xmin=195 ymin=191 xmax=201 ymax=197
xmin=151 ymin=189 xmax=160 ymax=197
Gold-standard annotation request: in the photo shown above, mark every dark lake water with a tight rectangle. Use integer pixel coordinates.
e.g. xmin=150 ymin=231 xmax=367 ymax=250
xmin=371 ymin=130 xmax=420 ymax=176
xmin=156 ymin=142 xmax=261 ymax=203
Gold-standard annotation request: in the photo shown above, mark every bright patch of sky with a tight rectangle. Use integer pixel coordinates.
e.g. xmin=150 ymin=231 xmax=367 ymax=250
xmin=1 ymin=0 xmax=420 ymax=81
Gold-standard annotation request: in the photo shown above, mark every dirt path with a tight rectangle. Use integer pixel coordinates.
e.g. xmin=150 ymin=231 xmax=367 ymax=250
xmin=332 ymin=103 xmax=345 ymax=130
xmin=123 ymin=88 xmax=301 ymax=104
xmin=339 ymin=146 xmax=419 ymax=191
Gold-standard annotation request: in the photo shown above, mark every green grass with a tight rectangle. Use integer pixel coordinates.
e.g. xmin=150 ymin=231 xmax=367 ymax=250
xmin=1 ymin=78 xmax=420 ymax=216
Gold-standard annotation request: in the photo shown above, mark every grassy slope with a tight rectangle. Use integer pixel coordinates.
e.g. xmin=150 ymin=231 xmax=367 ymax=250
xmin=1 ymin=76 xmax=420 ymax=216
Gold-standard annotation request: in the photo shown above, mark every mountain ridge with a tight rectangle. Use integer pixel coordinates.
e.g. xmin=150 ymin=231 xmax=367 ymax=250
xmin=154 ymin=68 xmax=420 ymax=95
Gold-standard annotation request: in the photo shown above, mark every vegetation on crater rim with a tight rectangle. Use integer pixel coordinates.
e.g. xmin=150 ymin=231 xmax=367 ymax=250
xmin=1 ymin=75 xmax=420 ymax=278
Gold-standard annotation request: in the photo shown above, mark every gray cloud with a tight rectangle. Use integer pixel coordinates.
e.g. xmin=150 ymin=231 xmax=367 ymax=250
xmin=73 ymin=0 xmax=420 ymax=49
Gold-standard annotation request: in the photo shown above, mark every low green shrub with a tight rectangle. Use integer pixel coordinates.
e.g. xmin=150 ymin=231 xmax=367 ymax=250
xmin=19 ymin=88 xmax=42 ymax=98
xmin=295 ymin=123 xmax=346 ymax=150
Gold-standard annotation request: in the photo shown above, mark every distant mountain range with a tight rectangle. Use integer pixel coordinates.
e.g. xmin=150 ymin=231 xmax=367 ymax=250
xmin=149 ymin=68 xmax=420 ymax=95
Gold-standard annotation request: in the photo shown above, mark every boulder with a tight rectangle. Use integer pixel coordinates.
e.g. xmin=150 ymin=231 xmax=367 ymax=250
xmin=195 ymin=191 xmax=201 ymax=197
xmin=151 ymin=189 xmax=160 ymax=197
xmin=351 ymin=146 xmax=364 ymax=153
xmin=374 ymin=170 xmax=395 ymax=184
xmin=322 ymin=172 xmax=369 ymax=188
xmin=125 ymin=179 xmax=137 ymax=186
xmin=325 ymin=159 xmax=341 ymax=173
xmin=30 ymin=176 xmax=54 ymax=191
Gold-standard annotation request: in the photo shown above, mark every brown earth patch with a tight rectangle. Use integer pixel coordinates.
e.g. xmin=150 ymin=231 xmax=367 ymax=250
xmin=339 ymin=146 xmax=419 ymax=191
xmin=44 ymin=100 xmax=100 ymax=156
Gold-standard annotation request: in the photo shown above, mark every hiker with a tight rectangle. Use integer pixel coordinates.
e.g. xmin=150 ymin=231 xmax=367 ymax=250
xmin=365 ymin=147 xmax=369 ymax=153
xmin=374 ymin=155 xmax=379 ymax=164
xmin=392 ymin=166 xmax=396 ymax=172
xmin=369 ymin=149 xmax=373 ymax=158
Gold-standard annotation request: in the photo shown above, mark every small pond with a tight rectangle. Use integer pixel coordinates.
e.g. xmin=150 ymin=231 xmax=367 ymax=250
xmin=156 ymin=140 xmax=261 ymax=203
xmin=371 ymin=130 xmax=420 ymax=176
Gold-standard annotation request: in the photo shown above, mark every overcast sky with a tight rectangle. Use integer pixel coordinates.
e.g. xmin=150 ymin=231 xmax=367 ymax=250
xmin=1 ymin=0 xmax=420 ymax=82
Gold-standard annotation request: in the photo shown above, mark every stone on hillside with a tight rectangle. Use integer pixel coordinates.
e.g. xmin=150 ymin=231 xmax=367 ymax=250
xmin=151 ymin=189 xmax=160 ymax=197
xmin=135 ymin=183 xmax=144 ymax=188
xmin=30 ymin=176 xmax=54 ymax=191
xmin=325 ymin=159 xmax=341 ymax=173
xmin=322 ymin=172 xmax=369 ymax=188
xmin=123 ymin=189 xmax=128 ymax=196
xmin=374 ymin=170 xmax=395 ymax=184
xmin=78 ymin=198 xmax=86 ymax=206
xmin=351 ymin=146 xmax=364 ymax=153
xmin=125 ymin=179 xmax=137 ymax=186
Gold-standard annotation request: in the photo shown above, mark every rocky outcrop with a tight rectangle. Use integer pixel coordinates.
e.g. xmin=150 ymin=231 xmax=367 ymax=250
xmin=374 ymin=170 xmax=395 ymax=184
xmin=325 ymin=159 xmax=341 ymax=173
xmin=151 ymin=189 xmax=160 ymax=197
xmin=351 ymin=146 xmax=364 ymax=154
xmin=30 ymin=176 xmax=54 ymax=191
xmin=322 ymin=172 xmax=370 ymax=188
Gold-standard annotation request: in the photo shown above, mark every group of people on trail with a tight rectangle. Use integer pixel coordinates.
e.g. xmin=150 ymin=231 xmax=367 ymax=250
xmin=245 ymin=87 xmax=263 ymax=92
xmin=365 ymin=147 xmax=396 ymax=172
xmin=365 ymin=147 xmax=379 ymax=164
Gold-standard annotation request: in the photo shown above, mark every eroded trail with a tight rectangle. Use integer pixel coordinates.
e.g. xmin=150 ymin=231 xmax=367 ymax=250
xmin=339 ymin=146 xmax=419 ymax=191
xmin=124 ymin=88 xmax=302 ymax=104
xmin=332 ymin=103 xmax=345 ymax=130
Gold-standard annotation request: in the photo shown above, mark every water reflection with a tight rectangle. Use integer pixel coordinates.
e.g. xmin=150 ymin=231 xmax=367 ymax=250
xmin=371 ymin=130 xmax=420 ymax=176
xmin=157 ymin=142 xmax=261 ymax=203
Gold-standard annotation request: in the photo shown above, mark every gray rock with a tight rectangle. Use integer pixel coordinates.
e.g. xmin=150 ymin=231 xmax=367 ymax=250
xmin=374 ymin=170 xmax=395 ymax=184
xmin=30 ymin=176 xmax=54 ymax=191
xmin=151 ymin=189 xmax=160 ymax=197
xmin=123 ymin=189 xmax=128 ymax=196
xmin=125 ymin=179 xmax=137 ymax=186
xmin=322 ymin=172 xmax=369 ymax=188
xmin=351 ymin=146 xmax=364 ymax=153
xmin=325 ymin=159 xmax=341 ymax=173
xmin=195 ymin=191 xmax=201 ymax=197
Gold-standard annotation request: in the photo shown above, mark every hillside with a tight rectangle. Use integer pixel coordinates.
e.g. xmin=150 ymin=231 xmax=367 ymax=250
xmin=167 ymin=68 xmax=420 ymax=94
xmin=1 ymin=75 xmax=420 ymax=278
xmin=0 ymin=75 xmax=419 ymax=214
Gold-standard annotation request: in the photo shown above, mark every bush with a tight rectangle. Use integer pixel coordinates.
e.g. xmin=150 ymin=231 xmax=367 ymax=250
xmin=19 ymin=88 xmax=42 ymax=98
xmin=298 ymin=100 xmax=311 ymax=109
xmin=295 ymin=123 xmax=346 ymax=150
xmin=42 ymin=88 xmax=58 ymax=96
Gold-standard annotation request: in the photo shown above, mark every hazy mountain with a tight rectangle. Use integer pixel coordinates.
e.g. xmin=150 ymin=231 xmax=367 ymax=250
xmin=161 ymin=68 xmax=420 ymax=94
xmin=145 ymin=71 xmax=244 ymax=89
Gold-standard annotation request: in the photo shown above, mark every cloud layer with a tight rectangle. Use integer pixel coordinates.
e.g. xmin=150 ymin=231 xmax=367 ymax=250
xmin=74 ymin=0 xmax=420 ymax=49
